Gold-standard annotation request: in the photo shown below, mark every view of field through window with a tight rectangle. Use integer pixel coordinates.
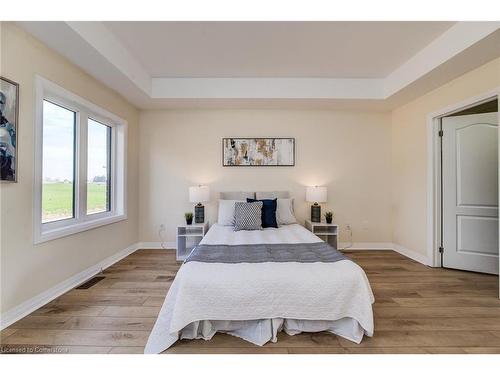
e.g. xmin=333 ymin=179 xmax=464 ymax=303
xmin=42 ymin=101 xmax=75 ymax=223
xmin=87 ymin=118 xmax=111 ymax=215
xmin=41 ymin=101 xmax=111 ymax=223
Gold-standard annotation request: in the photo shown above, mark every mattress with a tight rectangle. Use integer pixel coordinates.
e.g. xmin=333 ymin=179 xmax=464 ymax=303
xmin=144 ymin=224 xmax=375 ymax=353
xmin=201 ymin=223 xmax=323 ymax=245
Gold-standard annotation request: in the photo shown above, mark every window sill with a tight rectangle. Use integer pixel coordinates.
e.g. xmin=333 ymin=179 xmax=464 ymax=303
xmin=34 ymin=213 xmax=127 ymax=244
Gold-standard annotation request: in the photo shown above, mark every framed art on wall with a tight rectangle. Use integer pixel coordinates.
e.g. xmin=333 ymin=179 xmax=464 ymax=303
xmin=222 ymin=138 xmax=295 ymax=167
xmin=0 ymin=76 xmax=19 ymax=182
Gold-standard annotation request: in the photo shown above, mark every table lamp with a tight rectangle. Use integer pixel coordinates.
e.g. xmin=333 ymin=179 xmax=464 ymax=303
xmin=306 ymin=186 xmax=327 ymax=223
xmin=189 ymin=185 xmax=210 ymax=224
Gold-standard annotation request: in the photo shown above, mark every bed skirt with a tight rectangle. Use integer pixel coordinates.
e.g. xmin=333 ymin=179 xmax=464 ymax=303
xmin=145 ymin=317 xmax=369 ymax=353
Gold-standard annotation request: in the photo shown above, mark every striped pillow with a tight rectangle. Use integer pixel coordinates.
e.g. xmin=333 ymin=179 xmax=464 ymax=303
xmin=234 ymin=201 xmax=263 ymax=231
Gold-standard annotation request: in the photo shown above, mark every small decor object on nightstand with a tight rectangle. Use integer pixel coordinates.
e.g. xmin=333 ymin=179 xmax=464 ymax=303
xmin=306 ymin=186 xmax=327 ymax=223
xmin=185 ymin=212 xmax=193 ymax=225
xmin=325 ymin=211 xmax=333 ymax=224
xmin=189 ymin=185 xmax=210 ymax=223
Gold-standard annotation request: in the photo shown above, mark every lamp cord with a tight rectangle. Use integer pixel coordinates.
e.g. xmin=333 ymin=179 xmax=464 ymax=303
xmin=339 ymin=225 xmax=353 ymax=251
xmin=158 ymin=226 xmax=167 ymax=250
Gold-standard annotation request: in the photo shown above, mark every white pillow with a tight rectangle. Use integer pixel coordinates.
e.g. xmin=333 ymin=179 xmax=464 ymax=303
xmin=217 ymin=199 xmax=245 ymax=226
xmin=276 ymin=198 xmax=297 ymax=225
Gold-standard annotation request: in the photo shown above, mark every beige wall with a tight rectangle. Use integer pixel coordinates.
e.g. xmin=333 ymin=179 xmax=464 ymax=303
xmin=391 ymin=58 xmax=500 ymax=257
xmin=139 ymin=109 xmax=392 ymax=245
xmin=2 ymin=20 xmax=498 ymax=317
xmin=0 ymin=23 xmax=139 ymax=313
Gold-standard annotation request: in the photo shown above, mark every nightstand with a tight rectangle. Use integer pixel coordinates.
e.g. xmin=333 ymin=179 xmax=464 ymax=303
xmin=176 ymin=222 xmax=209 ymax=261
xmin=305 ymin=220 xmax=338 ymax=249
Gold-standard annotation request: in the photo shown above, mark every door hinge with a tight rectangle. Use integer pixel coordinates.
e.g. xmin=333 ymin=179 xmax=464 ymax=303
xmin=438 ymin=130 xmax=444 ymax=137
xmin=438 ymin=246 xmax=444 ymax=253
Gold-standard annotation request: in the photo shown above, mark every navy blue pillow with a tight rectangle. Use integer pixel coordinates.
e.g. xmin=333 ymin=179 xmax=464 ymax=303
xmin=247 ymin=198 xmax=278 ymax=228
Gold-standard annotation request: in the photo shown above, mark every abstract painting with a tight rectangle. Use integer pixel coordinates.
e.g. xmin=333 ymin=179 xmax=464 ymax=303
xmin=0 ymin=76 xmax=19 ymax=182
xmin=223 ymin=138 xmax=295 ymax=166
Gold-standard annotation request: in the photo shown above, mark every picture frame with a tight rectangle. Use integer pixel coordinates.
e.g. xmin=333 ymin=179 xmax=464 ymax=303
xmin=222 ymin=138 xmax=295 ymax=167
xmin=1 ymin=76 xmax=19 ymax=182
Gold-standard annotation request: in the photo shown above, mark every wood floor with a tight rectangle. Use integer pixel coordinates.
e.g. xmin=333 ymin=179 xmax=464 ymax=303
xmin=1 ymin=249 xmax=500 ymax=354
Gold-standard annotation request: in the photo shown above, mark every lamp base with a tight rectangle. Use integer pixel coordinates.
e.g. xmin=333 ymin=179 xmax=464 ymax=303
xmin=194 ymin=204 xmax=205 ymax=223
xmin=311 ymin=204 xmax=321 ymax=223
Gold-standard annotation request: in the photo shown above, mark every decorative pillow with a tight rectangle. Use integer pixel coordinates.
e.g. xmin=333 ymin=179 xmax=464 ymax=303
xmin=276 ymin=198 xmax=297 ymax=225
xmin=234 ymin=201 xmax=263 ymax=231
xmin=247 ymin=198 xmax=278 ymax=228
xmin=218 ymin=199 xmax=245 ymax=226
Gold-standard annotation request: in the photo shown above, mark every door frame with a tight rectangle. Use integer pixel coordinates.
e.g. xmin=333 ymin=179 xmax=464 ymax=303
xmin=426 ymin=87 xmax=500 ymax=268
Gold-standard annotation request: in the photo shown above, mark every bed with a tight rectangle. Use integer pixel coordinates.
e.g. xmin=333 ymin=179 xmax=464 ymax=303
xmin=144 ymin=221 xmax=375 ymax=353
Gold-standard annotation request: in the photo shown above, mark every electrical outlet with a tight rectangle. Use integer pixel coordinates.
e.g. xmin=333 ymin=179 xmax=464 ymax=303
xmin=362 ymin=220 xmax=369 ymax=230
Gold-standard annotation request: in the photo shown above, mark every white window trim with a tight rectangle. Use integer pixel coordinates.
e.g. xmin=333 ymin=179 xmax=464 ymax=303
xmin=33 ymin=76 xmax=127 ymax=244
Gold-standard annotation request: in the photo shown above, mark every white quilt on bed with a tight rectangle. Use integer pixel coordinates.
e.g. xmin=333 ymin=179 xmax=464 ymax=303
xmin=144 ymin=224 xmax=375 ymax=353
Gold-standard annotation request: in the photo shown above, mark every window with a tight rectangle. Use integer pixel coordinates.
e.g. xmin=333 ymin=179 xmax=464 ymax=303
xmin=42 ymin=101 xmax=76 ymax=223
xmin=87 ymin=119 xmax=112 ymax=215
xmin=34 ymin=77 xmax=127 ymax=244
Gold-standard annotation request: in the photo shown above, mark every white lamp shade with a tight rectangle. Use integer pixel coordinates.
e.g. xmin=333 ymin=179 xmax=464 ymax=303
xmin=189 ymin=185 xmax=210 ymax=203
xmin=306 ymin=186 xmax=327 ymax=203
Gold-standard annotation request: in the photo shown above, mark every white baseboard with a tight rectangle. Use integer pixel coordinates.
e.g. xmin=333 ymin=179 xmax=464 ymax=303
xmin=392 ymin=243 xmax=430 ymax=265
xmin=142 ymin=241 xmax=396 ymax=252
xmin=340 ymin=242 xmax=430 ymax=265
xmin=339 ymin=242 xmax=394 ymax=250
xmin=0 ymin=242 xmax=140 ymax=330
xmin=137 ymin=241 xmax=176 ymax=249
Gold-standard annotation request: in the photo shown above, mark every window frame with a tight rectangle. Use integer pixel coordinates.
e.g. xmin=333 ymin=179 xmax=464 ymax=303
xmin=86 ymin=117 xmax=113 ymax=216
xmin=40 ymin=98 xmax=78 ymax=224
xmin=34 ymin=76 xmax=127 ymax=244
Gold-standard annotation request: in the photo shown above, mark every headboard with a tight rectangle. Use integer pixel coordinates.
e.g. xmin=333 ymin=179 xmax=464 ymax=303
xmin=219 ymin=191 xmax=256 ymax=200
xmin=256 ymin=191 xmax=290 ymax=199
xmin=219 ymin=191 xmax=290 ymax=200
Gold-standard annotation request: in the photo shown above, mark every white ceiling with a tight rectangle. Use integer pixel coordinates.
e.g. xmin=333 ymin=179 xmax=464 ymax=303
xmin=16 ymin=21 xmax=500 ymax=110
xmin=103 ymin=21 xmax=454 ymax=78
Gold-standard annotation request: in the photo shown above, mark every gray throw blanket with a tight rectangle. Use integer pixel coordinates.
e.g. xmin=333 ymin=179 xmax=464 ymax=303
xmin=184 ymin=242 xmax=349 ymax=264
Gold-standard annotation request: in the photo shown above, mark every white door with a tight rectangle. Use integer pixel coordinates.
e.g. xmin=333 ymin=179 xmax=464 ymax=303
xmin=442 ymin=112 xmax=499 ymax=274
